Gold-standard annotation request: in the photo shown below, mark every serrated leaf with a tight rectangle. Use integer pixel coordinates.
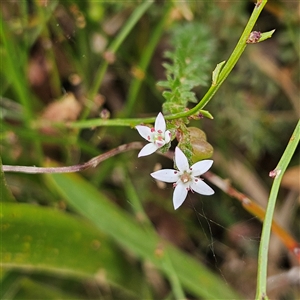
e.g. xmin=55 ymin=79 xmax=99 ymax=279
xmin=159 ymin=22 xmax=216 ymax=111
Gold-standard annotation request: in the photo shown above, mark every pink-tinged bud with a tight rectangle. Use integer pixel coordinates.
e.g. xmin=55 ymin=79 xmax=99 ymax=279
xmin=247 ymin=31 xmax=261 ymax=43
xmin=269 ymin=169 xmax=281 ymax=178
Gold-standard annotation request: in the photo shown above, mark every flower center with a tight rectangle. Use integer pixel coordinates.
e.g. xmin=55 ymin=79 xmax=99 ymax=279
xmin=152 ymin=130 xmax=165 ymax=147
xmin=180 ymin=172 xmax=192 ymax=184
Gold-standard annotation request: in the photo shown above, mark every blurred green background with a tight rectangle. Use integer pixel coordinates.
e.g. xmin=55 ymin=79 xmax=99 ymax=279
xmin=1 ymin=1 xmax=299 ymax=299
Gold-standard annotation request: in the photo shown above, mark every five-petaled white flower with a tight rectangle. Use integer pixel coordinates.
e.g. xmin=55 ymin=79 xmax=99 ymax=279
xmin=136 ymin=112 xmax=171 ymax=157
xmin=151 ymin=147 xmax=214 ymax=210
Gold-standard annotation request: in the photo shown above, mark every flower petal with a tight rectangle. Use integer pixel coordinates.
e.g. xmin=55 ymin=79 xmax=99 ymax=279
xmin=173 ymin=183 xmax=188 ymax=209
xmin=190 ymin=160 xmax=213 ymax=176
xmin=151 ymin=169 xmax=179 ymax=183
xmin=136 ymin=125 xmax=153 ymax=142
xmin=175 ymin=147 xmax=189 ymax=172
xmin=164 ymin=130 xmax=171 ymax=143
xmin=191 ymin=180 xmax=214 ymax=195
xmin=154 ymin=112 xmax=166 ymax=132
xmin=138 ymin=143 xmax=158 ymax=157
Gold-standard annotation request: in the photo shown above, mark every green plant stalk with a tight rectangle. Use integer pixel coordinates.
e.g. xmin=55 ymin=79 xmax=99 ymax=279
xmin=65 ymin=110 xmax=212 ymax=129
xmin=47 ymin=171 xmax=241 ymax=299
xmin=20 ymin=1 xmax=29 ymax=50
xmin=40 ymin=29 xmax=61 ymax=98
xmin=122 ymin=169 xmax=153 ymax=228
xmin=83 ymin=1 xmax=153 ymax=119
xmin=124 ymin=5 xmax=171 ymax=117
xmin=0 ymin=17 xmax=32 ymax=124
xmin=33 ymin=0 xmax=61 ymax=97
xmin=255 ymin=119 xmax=300 ymax=300
xmin=191 ymin=0 xmax=268 ymax=112
xmin=122 ymin=168 xmax=186 ymax=298
xmin=162 ymin=250 xmax=186 ymax=300
xmin=0 ymin=15 xmax=43 ymax=160
xmin=66 ymin=1 xmax=267 ymax=129
xmin=48 ymin=18 xmax=84 ymax=78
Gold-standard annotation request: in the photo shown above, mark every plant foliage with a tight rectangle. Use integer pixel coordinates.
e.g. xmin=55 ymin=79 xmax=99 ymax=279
xmin=158 ymin=22 xmax=215 ymax=115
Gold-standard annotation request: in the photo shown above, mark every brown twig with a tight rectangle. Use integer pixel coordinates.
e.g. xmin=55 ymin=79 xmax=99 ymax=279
xmin=2 ymin=142 xmax=144 ymax=174
xmin=3 ymin=145 xmax=299 ymax=261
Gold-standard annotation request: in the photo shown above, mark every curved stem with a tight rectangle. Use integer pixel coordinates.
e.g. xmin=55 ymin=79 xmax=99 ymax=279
xmin=255 ymin=119 xmax=300 ymax=300
xmin=63 ymin=0 xmax=267 ymax=129
xmin=203 ymin=171 xmax=300 ymax=263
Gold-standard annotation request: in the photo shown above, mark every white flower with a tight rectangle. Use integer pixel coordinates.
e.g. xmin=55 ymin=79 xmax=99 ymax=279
xmin=136 ymin=112 xmax=171 ymax=157
xmin=151 ymin=147 xmax=214 ymax=210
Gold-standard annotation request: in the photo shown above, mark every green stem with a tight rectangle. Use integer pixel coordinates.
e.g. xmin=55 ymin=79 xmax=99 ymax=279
xmin=255 ymin=119 xmax=300 ymax=300
xmin=163 ymin=250 xmax=186 ymax=300
xmin=124 ymin=4 xmax=171 ymax=117
xmin=67 ymin=0 xmax=267 ymax=129
xmin=65 ymin=109 xmax=211 ymax=129
xmin=122 ymin=168 xmax=186 ymax=299
xmin=122 ymin=168 xmax=153 ymax=229
xmin=180 ymin=0 xmax=268 ymax=115
xmin=0 ymin=17 xmax=32 ymax=124
xmin=83 ymin=1 xmax=153 ymax=119
xmin=0 ymin=13 xmax=44 ymax=160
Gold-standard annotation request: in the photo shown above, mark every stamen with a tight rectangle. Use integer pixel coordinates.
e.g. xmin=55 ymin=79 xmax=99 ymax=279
xmin=180 ymin=173 xmax=191 ymax=184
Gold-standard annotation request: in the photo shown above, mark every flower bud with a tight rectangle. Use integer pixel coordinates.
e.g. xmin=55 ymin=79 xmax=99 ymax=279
xmin=187 ymin=127 xmax=214 ymax=162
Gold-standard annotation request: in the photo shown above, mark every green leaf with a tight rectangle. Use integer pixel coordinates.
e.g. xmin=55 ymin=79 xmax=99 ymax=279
xmin=158 ymin=22 xmax=215 ymax=114
xmin=259 ymin=29 xmax=276 ymax=42
xmin=46 ymin=171 xmax=241 ymax=300
xmin=212 ymin=61 xmax=226 ymax=86
xmin=13 ymin=277 xmax=76 ymax=300
xmin=0 ymin=271 xmax=22 ymax=299
xmin=1 ymin=202 xmax=127 ymax=285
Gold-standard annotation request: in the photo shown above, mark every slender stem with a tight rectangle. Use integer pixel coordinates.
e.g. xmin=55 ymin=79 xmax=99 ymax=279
xmin=0 ymin=13 xmax=44 ymax=160
xmin=63 ymin=0 xmax=267 ymax=129
xmin=2 ymin=142 xmax=143 ymax=174
xmin=82 ymin=1 xmax=153 ymax=119
xmin=255 ymin=119 xmax=300 ymax=300
xmin=58 ymin=109 xmax=211 ymax=129
xmin=122 ymin=171 xmax=153 ymax=228
xmin=190 ymin=0 xmax=268 ymax=112
xmin=203 ymin=171 xmax=300 ymax=262
xmin=163 ymin=249 xmax=186 ymax=300
xmin=0 ymin=17 xmax=32 ymax=124
xmin=122 ymin=167 xmax=186 ymax=298
xmin=124 ymin=4 xmax=171 ymax=117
